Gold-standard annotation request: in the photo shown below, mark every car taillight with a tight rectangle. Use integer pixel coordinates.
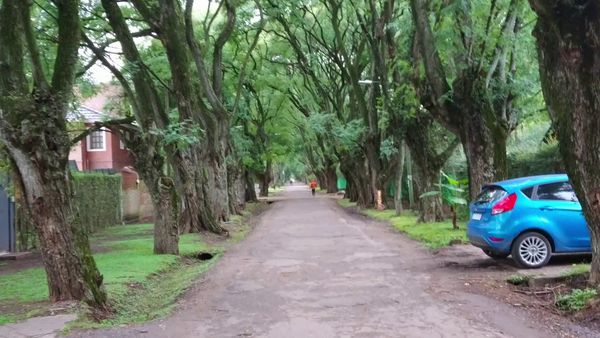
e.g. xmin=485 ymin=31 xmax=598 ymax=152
xmin=491 ymin=193 xmax=517 ymax=215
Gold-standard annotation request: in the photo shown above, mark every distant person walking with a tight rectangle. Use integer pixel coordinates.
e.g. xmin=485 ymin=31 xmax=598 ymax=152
xmin=310 ymin=180 xmax=317 ymax=196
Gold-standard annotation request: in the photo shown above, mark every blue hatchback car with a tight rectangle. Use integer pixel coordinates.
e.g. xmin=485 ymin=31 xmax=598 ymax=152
xmin=467 ymin=174 xmax=591 ymax=268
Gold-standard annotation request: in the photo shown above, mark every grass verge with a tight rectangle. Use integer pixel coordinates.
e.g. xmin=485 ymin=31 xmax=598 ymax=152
xmin=561 ymin=263 xmax=591 ymax=278
xmin=267 ymin=186 xmax=284 ymax=195
xmin=337 ymin=199 xmax=467 ymax=249
xmin=0 ymin=202 xmax=265 ymax=329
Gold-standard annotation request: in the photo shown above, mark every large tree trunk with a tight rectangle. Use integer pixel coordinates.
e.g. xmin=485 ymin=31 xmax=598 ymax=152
xmin=258 ymin=159 xmax=272 ymax=197
xmin=394 ymin=142 xmax=406 ymax=216
xmin=227 ymin=156 xmax=244 ymax=215
xmin=151 ymin=178 xmax=179 ymax=255
xmin=99 ymin=0 xmax=180 ymax=250
xmin=410 ymin=0 xmax=514 ymax=200
xmin=169 ymin=148 xmax=222 ymax=234
xmin=460 ymin=122 xmax=501 ymax=199
xmin=341 ymin=165 xmax=358 ymax=202
xmin=204 ymin=148 xmax=230 ymax=221
xmin=405 ymin=113 xmax=458 ymax=222
xmin=316 ymin=171 xmax=327 ymax=192
xmin=365 ymin=137 xmax=382 ymax=208
xmin=340 ymin=154 xmax=373 ymax=207
xmin=324 ymin=165 xmax=338 ymax=194
xmin=150 ymin=1 xmax=226 ymax=235
xmin=456 ymin=89 xmax=508 ymax=199
xmin=529 ymin=0 xmax=600 ymax=284
xmin=8 ymin=131 xmax=106 ymax=307
xmin=204 ymin=122 xmax=232 ymax=221
xmin=0 ymin=0 xmax=106 ymax=307
xmin=414 ymin=168 xmax=443 ymax=223
xmin=244 ymin=170 xmax=258 ymax=202
xmin=259 ymin=180 xmax=269 ymax=197
xmin=123 ymin=132 xmax=180 ymax=255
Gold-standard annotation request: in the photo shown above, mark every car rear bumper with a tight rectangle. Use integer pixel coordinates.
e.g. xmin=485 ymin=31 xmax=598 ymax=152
xmin=467 ymin=222 xmax=512 ymax=254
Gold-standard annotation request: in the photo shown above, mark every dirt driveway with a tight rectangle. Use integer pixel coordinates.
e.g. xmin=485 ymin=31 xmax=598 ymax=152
xmin=71 ymin=186 xmax=597 ymax=338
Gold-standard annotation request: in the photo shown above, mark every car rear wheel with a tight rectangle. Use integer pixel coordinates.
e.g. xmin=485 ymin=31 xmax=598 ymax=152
xmin=482 ymin=250 xmax=509 ymax=260
xmin=511 ymin=232 xmax=551 ymax=268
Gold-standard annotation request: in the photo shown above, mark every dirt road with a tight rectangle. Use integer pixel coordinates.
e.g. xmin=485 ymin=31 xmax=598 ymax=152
xmin=73 ymin=186 xmax=593 ymax=337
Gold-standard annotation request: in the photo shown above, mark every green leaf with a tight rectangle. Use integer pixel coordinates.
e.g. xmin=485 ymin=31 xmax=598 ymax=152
xmin=436 ymin=183 xmax=465 ymax=193
xmin=446 ymin=196 xmax=468 ymax=205
xmin=419 ymin=191 xmax=441 ymax=199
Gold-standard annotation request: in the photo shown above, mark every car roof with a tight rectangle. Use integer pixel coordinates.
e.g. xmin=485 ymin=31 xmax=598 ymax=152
xmin=489 ymin=174 xmax=569 ymax=190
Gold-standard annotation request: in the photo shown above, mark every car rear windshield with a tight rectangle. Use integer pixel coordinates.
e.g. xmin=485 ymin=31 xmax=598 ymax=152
xmin=474 ymin=186 xmax=507 ymax=205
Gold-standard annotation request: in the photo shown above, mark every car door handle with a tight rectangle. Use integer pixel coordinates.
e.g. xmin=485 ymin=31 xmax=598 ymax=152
xmin=540 ymin=206 xmax=555 ymax=211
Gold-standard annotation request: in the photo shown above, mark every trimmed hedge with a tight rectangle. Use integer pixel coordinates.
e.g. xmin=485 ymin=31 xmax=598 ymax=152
xmin=73 ymin=172 xmax=122 ymax=232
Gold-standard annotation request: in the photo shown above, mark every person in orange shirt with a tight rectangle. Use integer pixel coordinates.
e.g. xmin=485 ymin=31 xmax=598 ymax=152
xmin=309 ymin=180 xmax=317 ymax=196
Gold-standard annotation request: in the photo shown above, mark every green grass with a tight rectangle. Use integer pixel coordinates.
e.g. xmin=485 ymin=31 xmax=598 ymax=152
xmin=0 ymin=208 xmax=259 ymax=328
xmin=337 ymin=198 xmax=357 ymax=208
xmin=337 ymin=199 xmax=468 ymax=249
xmin=0 ymin=307 xmax=47 ymax=326
xmin=0 ymin=267 xmax=48 ymax=303
xmin=0 ymin=224 xmax=194 ymax=323
xmin=267 ymin=186 xmax=284 ymax=195
xmin=91 ymin=223 xmax=154 ymax=241
xmin=561 ymin=263 xmax=591 ymax=278
xmin=0 ymin=315 xmax=11 ymax=325
xmin=65 ymin=256 xmax=218 ymax=331
xmin=556 ymin=288 xmax=598 ymax=312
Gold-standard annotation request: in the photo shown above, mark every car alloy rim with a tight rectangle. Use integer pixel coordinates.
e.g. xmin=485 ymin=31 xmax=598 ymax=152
xmin=518 ymin=236 xmax=548 ymax=266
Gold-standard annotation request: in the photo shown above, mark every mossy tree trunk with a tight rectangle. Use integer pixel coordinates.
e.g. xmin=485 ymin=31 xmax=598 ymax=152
xmin=529 ymin=0 xmax=600 ymax=285
xmin=0 ymin=0 xmax=106 ymax=307
xmin=244 ymin=169 xmax=258 ymax=202
xmin=410 ymin=0 xmax=521 ymax=199
xmin=126 ymin=0 xmax=237 ymax=234
xmin=97 ymin=0 xmax=180 ymax=253
xmin=324 ymin=165 xmax=338 ymax=194
xmin=340 ymin=154 xmax=373 ymax=207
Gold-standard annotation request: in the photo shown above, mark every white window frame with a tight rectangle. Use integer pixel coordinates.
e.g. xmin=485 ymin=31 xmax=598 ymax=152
xmin=86 ymin=129 xmax=106 ymax=152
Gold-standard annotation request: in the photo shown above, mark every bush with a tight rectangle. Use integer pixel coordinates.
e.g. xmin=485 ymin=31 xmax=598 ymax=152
xmin=506 ymin=274 xmax=530 ymax=286
xmin=443 ymin=122 xmax=565 ymax=182
xmin=508 ymin=142 xmax=563 ymax=178
xmin=72 ymin=172 xmax=122 ymax=232
xmin=555 ymin=288 xmax=597 ymax=312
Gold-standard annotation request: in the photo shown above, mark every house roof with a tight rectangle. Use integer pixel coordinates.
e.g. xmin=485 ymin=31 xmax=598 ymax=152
xmin=67 ymin=105 xmax=111 ymax=123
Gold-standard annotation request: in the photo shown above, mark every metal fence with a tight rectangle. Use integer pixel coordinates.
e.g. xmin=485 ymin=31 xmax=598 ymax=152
xmin=0 ymin=187 xmax=15 ymax=252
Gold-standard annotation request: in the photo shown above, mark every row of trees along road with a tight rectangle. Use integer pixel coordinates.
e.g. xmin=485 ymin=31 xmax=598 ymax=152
xmin=1 ymin=0 xmax=600 ymax=307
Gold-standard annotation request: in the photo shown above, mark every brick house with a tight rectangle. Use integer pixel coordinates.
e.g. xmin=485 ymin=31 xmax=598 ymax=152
xmin=68 ymin=90 xmax=133 ymax=172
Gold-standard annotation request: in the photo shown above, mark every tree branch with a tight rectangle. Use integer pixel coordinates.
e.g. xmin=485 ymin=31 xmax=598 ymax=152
xmin=129 ymin=0 xmax=159 ymax=31
xmin=81 ymin=32 xmax=141 ymax=118
xmin=212 ymin=0 xmax=236 ymax=99
xmin=0 ymin=0 xmax=28 ymax=94
xmin=50 ymin=0 xmax=80 ymax=100
xmin=18 ymin=1 xmax=48 ymax=89
xmin=232 ymin=0 xmax=265 ymax=116
xmin=184 ymin=0 xmax=227 ymax=116
xmin=70 ymin=116 xmax=135 ymax=145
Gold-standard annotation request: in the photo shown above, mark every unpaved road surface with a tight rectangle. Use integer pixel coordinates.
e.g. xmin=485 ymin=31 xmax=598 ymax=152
xmin=72 ymin=186 xmax=594 ymax=338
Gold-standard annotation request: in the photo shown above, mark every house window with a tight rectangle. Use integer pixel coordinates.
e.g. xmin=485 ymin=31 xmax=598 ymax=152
xmin=87 ymin=130 xmax=106 ymax=151
xmin=119 ymin=139 xmax=125 ymax=150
